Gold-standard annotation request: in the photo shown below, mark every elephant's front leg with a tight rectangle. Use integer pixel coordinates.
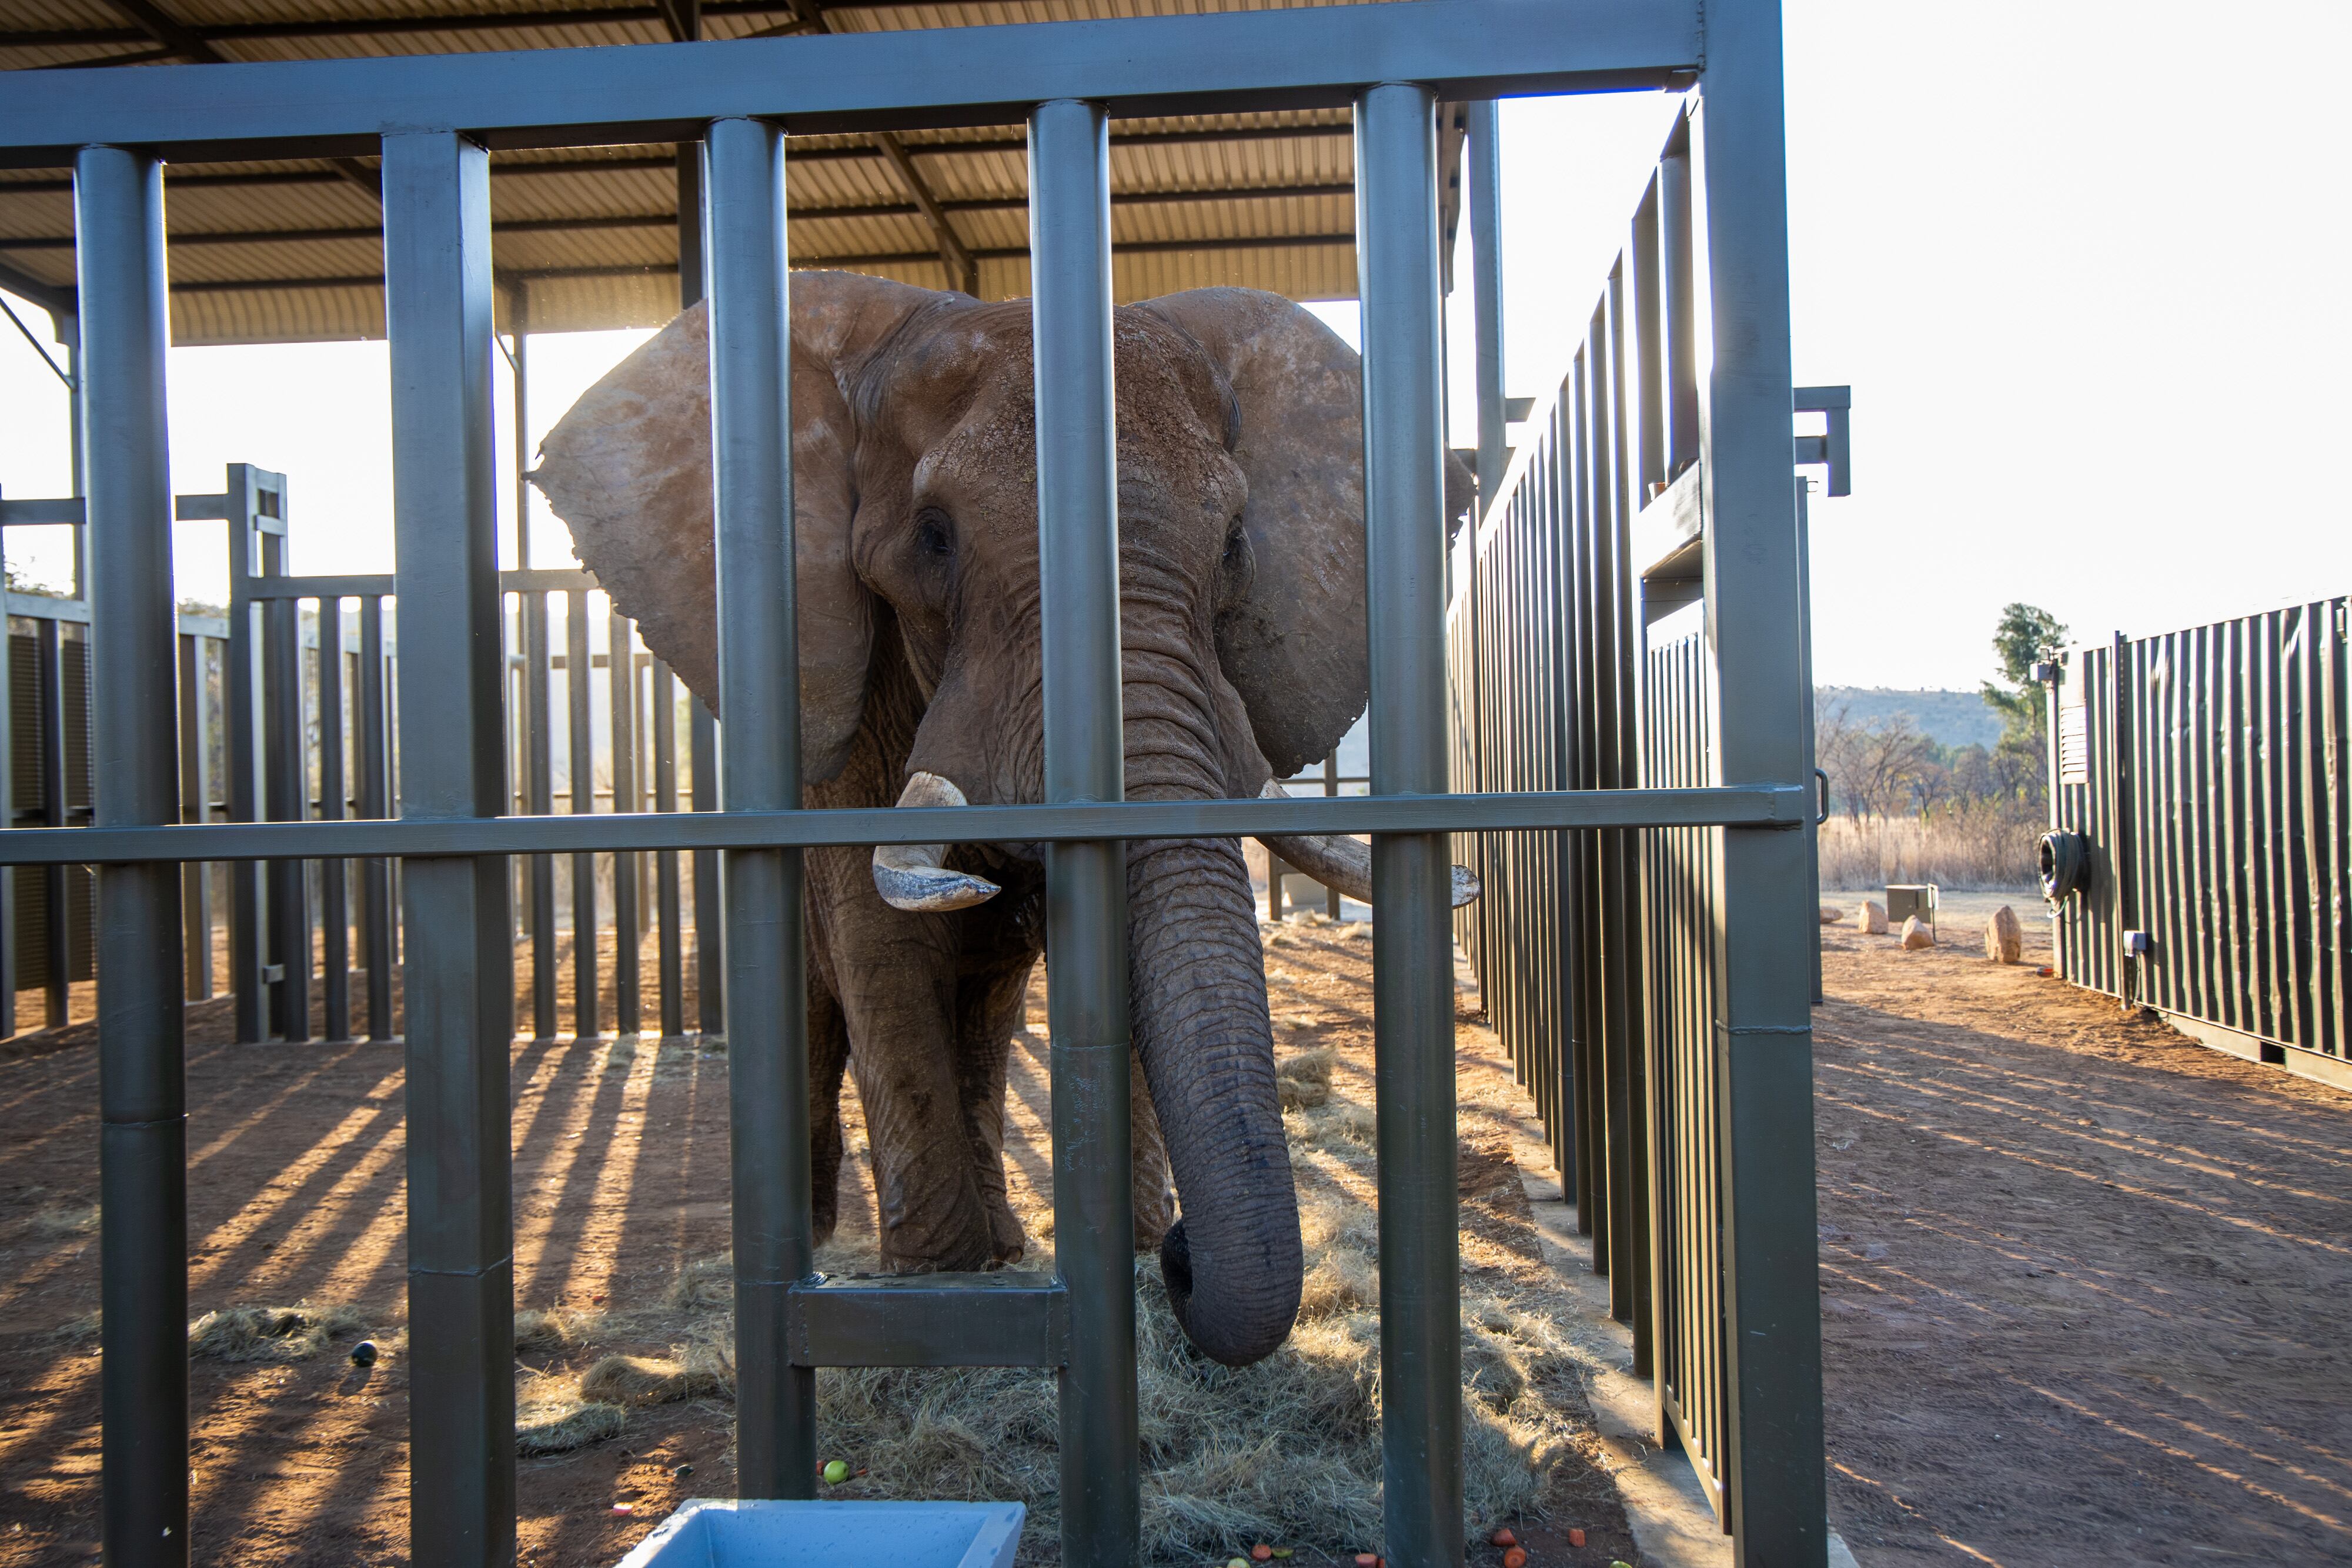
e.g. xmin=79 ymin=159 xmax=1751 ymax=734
xmin=953 ymin=946 xmax=1037 ymax=1266
xmin=807 ymin=843 xmax=995 ymax=1275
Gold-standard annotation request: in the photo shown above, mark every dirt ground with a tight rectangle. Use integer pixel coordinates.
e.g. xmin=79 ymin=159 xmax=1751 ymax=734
xmin=0 ymin=922 xmax=1636 ymax=1568
xmin=1815 ymin=897 xmax=2352 ymax=1565
xmin=9 ymin=895 xmax=2347 ymax=1567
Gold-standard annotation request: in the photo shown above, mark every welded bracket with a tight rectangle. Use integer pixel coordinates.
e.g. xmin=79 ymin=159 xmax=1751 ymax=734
xmin=786 ymin=1272 xmax=1070 ymax=1368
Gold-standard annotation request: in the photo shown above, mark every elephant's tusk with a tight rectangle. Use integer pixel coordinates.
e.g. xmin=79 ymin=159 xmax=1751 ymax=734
xmin=1254 ymin=781 xmax=1482 ymax=910
xmin=873 ymin=772 xmax=1002 ymax=912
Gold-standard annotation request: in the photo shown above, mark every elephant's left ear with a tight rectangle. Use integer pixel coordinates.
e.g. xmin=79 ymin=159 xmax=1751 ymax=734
xmin=532 ymin=273 xmax=939 ymax=784
xmin=1139 ymin=288 xmax=1471 ymax=778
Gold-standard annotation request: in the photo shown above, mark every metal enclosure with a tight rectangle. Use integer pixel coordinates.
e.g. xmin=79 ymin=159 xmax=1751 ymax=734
xmin=2047 ymin=600 xmax=2349 ymax=1084
xmin=0 ymin=3 xmax=1822 ymax=1564
xmin=1447 ymin=96 xmax=1833 ymax=1550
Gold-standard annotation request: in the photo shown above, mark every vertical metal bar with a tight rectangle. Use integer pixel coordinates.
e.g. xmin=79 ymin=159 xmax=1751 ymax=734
xmin=1325 ymin=752 xmax=1342 ymax=920
xmin=515 ymin=324 xmax=560 ymax=1042
xmin=1 ymin=593 xmax=16 ymax=1038
xmin=383 ymin=128 xmax=516 ymax=1568
xmin=1357 ymin=81 xmax=1462 ymax=1568
xmin=1029 ymin=96 xmax=1138 ymax=1568
xmin=1268 ymin=845 xmax=1286 ymax=923
xmin=319 ymin=600 xmax=350 ymax=1039
xmin=38 ymin=617 xmax=69 ymax=1027
xmin=567 ymin=588 xmax=596 ymax=1037
xmin=78 ymin=143 xmax=189 ymax=1568
xmin=1798 ymin=479 xmax=1821 ymax=1004
xmin=1468 ymin=99 xmax=1506 ymax=513
xmin=177 ymin=631 xmax=212 ymax=999
xmin=682 ymin=133 xmax=724 ymax=1039
xmin=1693 ymin=4 xmax=1826 ymax=1556
xmin=654 ymin=656 xmax=684 ymax=1036
xmin=608 ymin=611 xmax=640 ymax=1032
xmin=1659 ymin=132 xmax=1699 ymax=482
xmin=263 ymin=523 xmax=309 ymax=1042
xmin=225 ymin=469 xmax=264 ymax=1041
xmin=359 ymin=596 xmax=393 ymax=1039
xmin=524 ymin=590 xmax=556 ymax=1038
xmin=691 ymin=696 xmax=721 ymax=1032
xmin=707 ymin=112 xmax=814 ymax=1501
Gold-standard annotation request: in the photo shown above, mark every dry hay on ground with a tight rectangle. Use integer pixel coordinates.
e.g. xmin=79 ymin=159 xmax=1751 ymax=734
xmin=0 ymin=917 xmax=1637 ymax=1567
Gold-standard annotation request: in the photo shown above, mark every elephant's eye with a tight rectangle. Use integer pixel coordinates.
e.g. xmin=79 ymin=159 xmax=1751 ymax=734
xmin=1222 ymin=517 xmax=1247 ymax=564
xmin=914 ymin=507 xmax=955 ymax=560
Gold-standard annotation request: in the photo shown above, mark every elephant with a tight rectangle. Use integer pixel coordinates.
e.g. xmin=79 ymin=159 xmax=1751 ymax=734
xmin=530 ymin=272 xmax=1471 ymax=1367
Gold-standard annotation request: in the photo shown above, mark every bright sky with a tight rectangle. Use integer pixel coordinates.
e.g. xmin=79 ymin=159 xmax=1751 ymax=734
xmin=3 ymin=0 xmax=2347 ymax=688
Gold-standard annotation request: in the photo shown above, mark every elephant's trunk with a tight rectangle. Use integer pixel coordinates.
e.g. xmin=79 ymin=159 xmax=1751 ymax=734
xmin=1255 ymin=782 xmax=1484 ymax=909
xmin=1127 ymin=831 xmax=1301 ymax=1366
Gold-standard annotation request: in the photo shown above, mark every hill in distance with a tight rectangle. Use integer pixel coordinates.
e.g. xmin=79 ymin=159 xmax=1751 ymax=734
xmin=1815 ymin=686 xmax=2005 ymax=753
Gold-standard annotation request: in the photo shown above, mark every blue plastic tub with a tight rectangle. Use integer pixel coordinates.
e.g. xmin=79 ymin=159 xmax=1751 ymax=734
xmin=612 ymin=1499 xmax=1025 ymax=1567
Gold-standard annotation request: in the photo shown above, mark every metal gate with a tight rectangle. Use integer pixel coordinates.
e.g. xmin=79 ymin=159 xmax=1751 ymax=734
xmin=2046 ymin=601 xmax=2350 ymax=1083
xmin=0 ymin=3 xmax=1820 ymax=1563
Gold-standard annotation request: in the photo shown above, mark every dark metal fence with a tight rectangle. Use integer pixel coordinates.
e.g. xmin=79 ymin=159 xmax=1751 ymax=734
xmin=1448 ymin=101 xmax=1845 ymax=1542
xmin=2046 ymin=600 xmax=2350 ymax=1080
xmin=2 ymin=468 xmax=719 ymax=1046
xmin=0 ymin=4 xmax=1822 ymax=1564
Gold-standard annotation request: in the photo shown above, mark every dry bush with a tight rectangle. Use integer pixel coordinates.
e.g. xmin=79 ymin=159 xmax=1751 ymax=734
xmin=1818 ymin=805 xmax=2041 ymax=892
xmin=188 ymin=1303 xmax=368 ymax=1363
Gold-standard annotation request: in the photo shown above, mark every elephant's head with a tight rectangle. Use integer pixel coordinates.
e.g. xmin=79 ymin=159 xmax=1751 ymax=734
xmin=532 ymin=272 xmax=1454 ymax=1366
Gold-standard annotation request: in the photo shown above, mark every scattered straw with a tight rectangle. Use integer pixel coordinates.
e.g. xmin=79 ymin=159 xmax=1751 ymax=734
xmin=32 ymin=1203 xmax=99 ymax=1238
xmin=667 ymin=1254 xmax=735 ymax=1313
xmin=514 ymin=1308 xmax=590 ymax=1354
xmin=516 ymin=1370 xmax=626 ymax=1456
xmin=579 ymin=1353 xmax=726 ymax=1409
xmin=188 ymin=1304 xmax=368 ymax=1363
xmin=1275 ymin=1047 xmax=1336 ymax=1111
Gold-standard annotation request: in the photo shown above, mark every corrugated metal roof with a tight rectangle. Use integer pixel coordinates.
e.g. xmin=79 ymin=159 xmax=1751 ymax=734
xmin=0 ymin=0 xmax=1468 ymax=345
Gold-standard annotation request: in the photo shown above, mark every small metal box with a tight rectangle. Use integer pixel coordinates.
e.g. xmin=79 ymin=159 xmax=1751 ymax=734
xmin=1884 ymin=884 xmax=1937 ymax=927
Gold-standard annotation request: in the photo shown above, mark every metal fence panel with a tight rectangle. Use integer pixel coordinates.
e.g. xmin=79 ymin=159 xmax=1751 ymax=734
xmin=2050 ymin=599 xmax=2350 ymax=1069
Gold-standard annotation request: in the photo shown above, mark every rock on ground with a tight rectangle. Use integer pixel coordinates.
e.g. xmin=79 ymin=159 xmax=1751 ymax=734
xmin=1853 ymin=900 xmax=1887 ymax=935
xmin=1900 ymin=915 xmax=1935 ymax=950
xmin=1983 ymin=905 xmax=2022 ymax=964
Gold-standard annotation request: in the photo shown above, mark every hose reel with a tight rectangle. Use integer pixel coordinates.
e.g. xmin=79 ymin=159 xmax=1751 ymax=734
xmin=2038 ymin=830 xmax=2092 ymax=904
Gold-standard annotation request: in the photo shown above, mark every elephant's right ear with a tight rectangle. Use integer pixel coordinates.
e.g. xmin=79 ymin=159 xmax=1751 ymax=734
xmin=530 ymin=272 xmax=939 ymax=784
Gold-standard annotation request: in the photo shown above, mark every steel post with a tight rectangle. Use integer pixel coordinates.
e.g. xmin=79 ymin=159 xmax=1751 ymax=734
xmin=1357 ymin=81 xmax=1464 ymax=1568
xmin=567 ymin=587 xmax=596 ymax=1037
xmin=383 ymin=128 xmax=517 ymax=1568
xmin=1692 ymin=4 xmax=1826 ymax=1559
xmin=1030 ymin=96 xmax=1140 ymax=1568
xmin=78 ymin=142 xmax=190 ymax=1568
xmin=320 ymin=599 xmax=350 ymax=1038
xmin=706 ymin=113 xmax=815 ymax=1500
xmin=609 ymin=610 xmax=640 ymax=1031
xmin=1467 ymin=99 xmax=1506 ymax=511
xmin=357 ymin=596 xmax=393 ymax=1038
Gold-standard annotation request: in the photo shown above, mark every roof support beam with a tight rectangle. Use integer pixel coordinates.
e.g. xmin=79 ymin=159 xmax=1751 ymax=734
xmin=92 ymin=0 xmax=385 ymax=203
xmin=873 ymin=131 xmax=977 ymax=295
xmin=780 ymin=0 xmax=978 ymax=295
xmin=0 ymin=186 xmax=1358 ymax=253
xmin=0 ymin=128 xmax=1349 ymax=193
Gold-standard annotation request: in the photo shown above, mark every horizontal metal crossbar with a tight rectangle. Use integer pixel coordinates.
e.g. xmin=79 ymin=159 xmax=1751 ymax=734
xmin=0 ymin=784 xmax=1805 ymax=865
xmin=242 ymin=567 xmax=600 ymax=600
xmin=787 ymin=1273 xmax=1068 ymax=1368
xmin=0 ymin=0 xmax=1700 ymax=165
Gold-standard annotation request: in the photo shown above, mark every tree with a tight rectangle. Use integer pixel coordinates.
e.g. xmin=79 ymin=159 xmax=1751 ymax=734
xmin=1816 ymin=696 xmax=1935 ymax=824
xmin=1980 ymin=601 xmax=2067 ymax=752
